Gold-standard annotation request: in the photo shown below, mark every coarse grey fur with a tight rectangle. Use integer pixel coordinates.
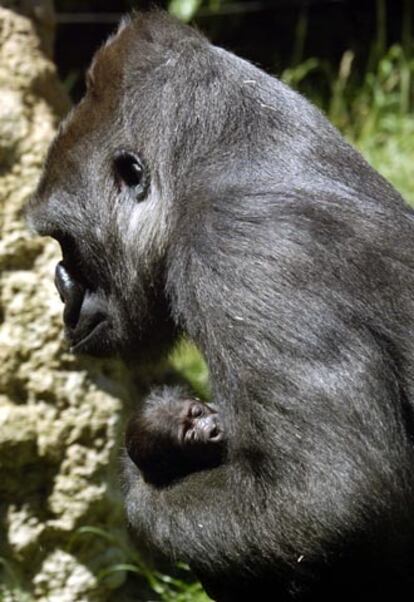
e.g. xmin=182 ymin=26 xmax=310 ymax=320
xmin=27 ymin=11 xmax=414 ymax=601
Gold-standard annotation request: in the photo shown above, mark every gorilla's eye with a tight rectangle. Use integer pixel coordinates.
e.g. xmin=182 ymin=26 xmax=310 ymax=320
xmin=113 ymin=151 xmax=148 ymax=200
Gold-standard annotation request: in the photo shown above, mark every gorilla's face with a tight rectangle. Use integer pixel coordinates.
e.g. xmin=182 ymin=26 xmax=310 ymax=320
xmin=27 ymin=13 xmax=262 ymax=360
xmin=27 ymin=18 xmax=181 ymax=360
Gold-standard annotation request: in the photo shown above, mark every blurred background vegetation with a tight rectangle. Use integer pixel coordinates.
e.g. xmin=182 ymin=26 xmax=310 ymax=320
xmin=2 ymin=0 xmax=414 ymax=600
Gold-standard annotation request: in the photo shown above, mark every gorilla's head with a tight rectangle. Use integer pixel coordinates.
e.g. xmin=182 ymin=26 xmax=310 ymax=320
xmin=26 ymin=11 xmax=334 ymax=362
xmin=27 ymin=13 xmax=225 ymax=360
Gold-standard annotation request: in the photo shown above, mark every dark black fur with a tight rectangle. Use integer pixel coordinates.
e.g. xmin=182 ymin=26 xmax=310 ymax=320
xmin=27 ymin=11 xmax=414 ymax=601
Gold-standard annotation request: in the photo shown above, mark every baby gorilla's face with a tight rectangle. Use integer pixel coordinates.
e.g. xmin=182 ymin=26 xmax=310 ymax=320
xmin=178 ymin=400 xmax=223 ymax=446
xmin=125 ymin=394 xmax=225 ymax=486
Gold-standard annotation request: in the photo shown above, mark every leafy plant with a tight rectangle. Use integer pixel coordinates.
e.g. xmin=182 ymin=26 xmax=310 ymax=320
xmin=68 ymin=526 xmax=210 ymax=602
xmin=168 ymin=0 xmax=202 ymax=22
xmin=0 ymin=558 xmax=33 ymax=602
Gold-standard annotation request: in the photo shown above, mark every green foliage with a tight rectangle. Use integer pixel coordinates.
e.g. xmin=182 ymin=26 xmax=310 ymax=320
xmin=170 ymin=340 xmax=210 ymax=400
xmin=0 ymin=558 xmax=32 ymax=602
xmin=332 ymin=45 xmax=414 ymax=141
xmin=281 ymin=42 xmax=414 ymax=205
xmin=167 ymin=0 xmax=225 ymax=21
xmin=353 ymin=112 xmax=414 ymax=205
xmin=281 ymin=58 xmax=320 ymax=90
xmin=168 ymin=0 xmax=202 ymax=22
xmin=280 ymin=0 xmax=414 ymax=204
xmin=67 ymin=526 xmax=211 ymax=602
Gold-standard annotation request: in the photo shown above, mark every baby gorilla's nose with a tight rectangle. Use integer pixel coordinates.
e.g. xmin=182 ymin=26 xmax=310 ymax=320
xmin=196 ymin=414 xmax=223 ymax=443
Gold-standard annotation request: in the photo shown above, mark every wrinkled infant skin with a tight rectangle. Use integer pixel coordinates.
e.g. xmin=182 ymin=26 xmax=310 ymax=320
xmin=28 ymin=11 xmax=414 ymax=602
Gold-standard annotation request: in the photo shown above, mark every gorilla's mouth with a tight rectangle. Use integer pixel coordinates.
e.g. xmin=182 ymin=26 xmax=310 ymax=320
xmin=54 ymin=261 xmax=108 ymax=353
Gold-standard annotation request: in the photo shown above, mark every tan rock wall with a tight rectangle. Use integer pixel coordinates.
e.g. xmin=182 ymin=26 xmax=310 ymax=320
xmin=0 ymin=8 xmax=138 ymax=601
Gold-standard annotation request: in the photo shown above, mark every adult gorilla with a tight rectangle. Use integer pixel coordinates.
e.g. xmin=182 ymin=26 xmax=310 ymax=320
xmin=28 ymin=11 xmax=414 ymax=601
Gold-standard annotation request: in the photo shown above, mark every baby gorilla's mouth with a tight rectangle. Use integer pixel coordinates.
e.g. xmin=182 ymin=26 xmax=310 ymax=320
xmin=54 ymin=261 xmax=108 ymax=353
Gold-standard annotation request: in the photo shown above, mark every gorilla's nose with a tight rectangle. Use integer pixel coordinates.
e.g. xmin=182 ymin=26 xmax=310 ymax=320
xmin=54 ymin=262 xmax=85 ymax=328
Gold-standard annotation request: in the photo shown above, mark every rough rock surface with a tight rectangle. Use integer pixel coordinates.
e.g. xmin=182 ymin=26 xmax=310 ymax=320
xmin=0 ymin=8 xmax=140 ymax=601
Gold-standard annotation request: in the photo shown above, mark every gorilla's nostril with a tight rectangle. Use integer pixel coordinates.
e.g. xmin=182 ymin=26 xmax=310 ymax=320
xmin=55 ymin=262 xmax=85 ymax=328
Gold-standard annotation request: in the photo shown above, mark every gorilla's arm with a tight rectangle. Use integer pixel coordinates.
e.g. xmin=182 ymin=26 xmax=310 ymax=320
xmin=124 ymin=372 xmax=412 ymax=601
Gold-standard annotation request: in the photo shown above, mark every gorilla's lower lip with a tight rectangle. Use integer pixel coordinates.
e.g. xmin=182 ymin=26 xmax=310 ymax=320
xmin=69 ymin=319 xmax=108 ymax=353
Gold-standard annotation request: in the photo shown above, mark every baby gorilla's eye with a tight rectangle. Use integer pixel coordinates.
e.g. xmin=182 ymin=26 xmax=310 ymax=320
xmin=113 ymin=151 xmax=148 ymax=200
xmin=189 ymin=403 xmax=204 ymax=418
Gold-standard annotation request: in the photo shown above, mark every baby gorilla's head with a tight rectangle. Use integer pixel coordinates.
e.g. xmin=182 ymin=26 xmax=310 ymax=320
xmin=126 ymin=391 xmax=225 ymax=486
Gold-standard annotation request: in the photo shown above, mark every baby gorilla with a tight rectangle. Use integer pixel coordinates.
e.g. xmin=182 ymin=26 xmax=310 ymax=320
xmin=125 ymin=389 xmax=225 ymax=486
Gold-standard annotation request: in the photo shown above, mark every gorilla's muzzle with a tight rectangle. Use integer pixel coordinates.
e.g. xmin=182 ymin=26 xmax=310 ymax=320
xmin=54 ymin=261 xmax=108 ymax=353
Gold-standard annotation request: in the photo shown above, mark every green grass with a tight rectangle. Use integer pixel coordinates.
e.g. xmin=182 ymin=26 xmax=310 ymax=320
xmin=84 ymin=525 xmax=211 ymax=602
xmin=335 ymin=44 xmax=414 ymax=204
xmin=354 ymin=115 xmax=414 ymax=204
xmin=0 ymin=557 xmax=32 ymax=602
xmin=282 ymin=42 xmax=414 ymax=206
